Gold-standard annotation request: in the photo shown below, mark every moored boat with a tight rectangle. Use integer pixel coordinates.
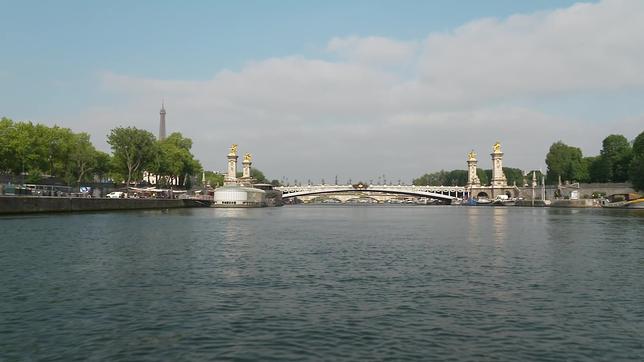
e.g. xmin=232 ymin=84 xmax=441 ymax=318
xmin=602 ymin=193 xmax=644 ymax=209
xmin=475 ymin=197 xmax=492 ymax=205
xmin=491 ymin=195 xmax=516 ymax=206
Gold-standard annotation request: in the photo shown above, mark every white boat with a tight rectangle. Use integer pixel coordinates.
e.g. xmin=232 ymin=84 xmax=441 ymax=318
xmin=475 ymin=197 xmax=492 ymax=205
xmin=491 ymin=195 xmax=516 ymax=206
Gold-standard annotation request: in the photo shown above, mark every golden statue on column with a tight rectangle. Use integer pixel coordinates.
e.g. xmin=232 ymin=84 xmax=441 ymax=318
xmin=229 ymin=144 xmax=238 ymax=156
xmin=493 ymin=141 xmax=502 ymax=153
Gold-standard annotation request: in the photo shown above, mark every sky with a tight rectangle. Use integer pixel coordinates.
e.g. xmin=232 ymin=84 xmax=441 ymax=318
xmin=2 ymin=0 xmax=643 ymax=184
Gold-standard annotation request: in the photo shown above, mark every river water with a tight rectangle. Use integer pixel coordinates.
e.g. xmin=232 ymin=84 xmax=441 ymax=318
xmin=1 ymin=206 xmax=643 ymax=361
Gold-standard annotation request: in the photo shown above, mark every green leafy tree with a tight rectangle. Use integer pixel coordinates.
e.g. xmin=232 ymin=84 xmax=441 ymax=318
xmin=476 ymin=168 xmax=489 ymax=185
xmin=201 ymin=171 xmax=224 ymax=187
xmin=502 ymin=167 xmax=525 ymax=186
xmin=0 ymin=118 xmax=16 ymax=174
xmin=251 ymin=168 xmax=269 ymax=183
xmin=629 ymin=130 xmax=644 ymax=191
xmin=545 ymin=141 xmax=586 ymax=184
xmin=413 ymin=170 xmax=468 ymax=186
xmin=68 ymin=133 xmax=99 ymax=185
xmin=588 ymin=156 xmax=609 ymax=183
xmin=150 ymin=132 xmax=202 ymax=188
xmin=46 ymin=126 xmax=75 ymax=178
xmin=413 ymin=170 xmax=447 ymax=186
xmin=445 ymin=170 xmax=468 ymax=186
xmin=599 ymin=134 xmax=632 ymax=182
xmin=107 ymin=127 xmax=157 ymax=193
xmin=236 ymin=168 xmax=270 ymax=183
xmin=93 ymin=151 xmax=112 ymax=182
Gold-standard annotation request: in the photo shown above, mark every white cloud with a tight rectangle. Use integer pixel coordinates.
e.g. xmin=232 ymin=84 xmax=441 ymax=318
xmin=417 ymin=0 xmax=644 ymax=103
xmin=81 ymin=0 xmax=644 ymax=182
xmin=327 ymin=36 xmax=418 ymax=66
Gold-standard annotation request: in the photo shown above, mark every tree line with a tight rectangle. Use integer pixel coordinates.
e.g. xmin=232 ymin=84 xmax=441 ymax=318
xmin=412 ymin=167 xmax=527 ymax=187
xmin=0 ymin=117 xmax=202 ymax=189
xmin=412 ymin=130 xmax=644 ymax=191
xmin=545 ymin=131 xmax=644 ymax=190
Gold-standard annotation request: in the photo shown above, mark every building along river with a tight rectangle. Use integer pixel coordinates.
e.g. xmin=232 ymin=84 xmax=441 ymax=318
xmin=1 ymin=206 xmax=643 ymax=360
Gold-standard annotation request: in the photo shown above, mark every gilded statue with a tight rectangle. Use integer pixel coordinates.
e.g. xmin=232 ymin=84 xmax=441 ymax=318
xmin=244 ymin=153 xmax=252 ymax=162
xmin=467 ymin=150 xmax=477 ymax=160
xmin=229 ymin=144 xmax=238 ymax=155
xmin=493 ymin=141 xmax=501 ymax=153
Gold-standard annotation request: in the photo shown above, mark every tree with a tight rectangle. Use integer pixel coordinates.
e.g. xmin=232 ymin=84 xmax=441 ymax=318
xmin=476 ymin=168 xmax=489 ymax=185
xmin=588 ymin=156 xmax=610 ymax=183
xmin=0 ymin=117 xmax=16 ymax=174
xmin=599 ymin=134 xmax=632 ymax=182
xmin=502 ymin=167 xmax=525 ymax=186
xmin=107 ymin=127 xmax=157 ymax=194
xmin=150 ymin=132 xmax=202 ymax=188
xmin=68 ymin=133 xmax=99 ymax=185
xmin=200 ymin=171 xmax=224 ymax=187
xmin=629 ymin=130 xmax=644 ymax=191
xmin=251 ymin=168 xmax=269 ymax=183
xmin=93 ymin=151 xmax=112 ymax=182
xmin=413 ymin=170 xmax=447 ymax=186
xmin=545 ymin=141 xmax=585 ymax=184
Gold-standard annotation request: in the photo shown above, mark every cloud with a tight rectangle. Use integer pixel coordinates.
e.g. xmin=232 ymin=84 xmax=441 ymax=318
xmin=85 ymin=0 xmax=644 ymax=182
xmin=417 ymin=0 xmax=644 ymax=103
xmin=327 ymin=36 xmax=418 ymax=66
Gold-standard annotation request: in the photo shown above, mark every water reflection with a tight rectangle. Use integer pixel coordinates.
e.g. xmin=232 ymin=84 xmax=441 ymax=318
xmin=217 ymin=208 xmax=250 ymax=218
xmin=492 ymin=207 xmax=508 ymax=245
xmin=466 ymin=207 xmax=481 ymax=244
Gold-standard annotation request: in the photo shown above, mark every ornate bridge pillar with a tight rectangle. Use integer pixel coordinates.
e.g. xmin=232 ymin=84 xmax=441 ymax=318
xmin=242 ymin=153 xmax=252 ymax=178
xmin=225 ymin=144 xmax=238 ymax=185
xmin=490 ymin=141 xmax=507 ymax=187
xmin=466 ymin=150 xmax=481 ymax=188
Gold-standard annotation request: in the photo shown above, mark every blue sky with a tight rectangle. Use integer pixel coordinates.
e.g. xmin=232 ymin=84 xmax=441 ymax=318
xmin=2 ymin=0 xmax=643 ymax=182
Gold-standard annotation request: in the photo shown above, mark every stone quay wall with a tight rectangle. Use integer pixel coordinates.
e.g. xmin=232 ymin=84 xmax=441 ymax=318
xmin=0 ymin=196 xmax=195 ymax=215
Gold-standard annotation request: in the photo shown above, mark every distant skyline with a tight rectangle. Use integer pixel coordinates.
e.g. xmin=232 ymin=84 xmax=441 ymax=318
xmin=2 ymin=0 xmax=643 ymax=182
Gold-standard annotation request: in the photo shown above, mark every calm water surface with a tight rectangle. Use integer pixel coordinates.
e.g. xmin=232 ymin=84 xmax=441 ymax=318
xmin=1 ymin=206 xmax=643 ymax=361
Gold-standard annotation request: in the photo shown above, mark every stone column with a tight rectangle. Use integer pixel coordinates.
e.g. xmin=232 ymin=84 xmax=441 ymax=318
xmin=225 ymin=145 xmax=238 ymax=185
xmin=242 ymin=156 xmax=251 ymax=178
xmin=490 ymin=142 xmax=507 ymax=187
xmin=466 ymin=150 xmax=480 ymax=187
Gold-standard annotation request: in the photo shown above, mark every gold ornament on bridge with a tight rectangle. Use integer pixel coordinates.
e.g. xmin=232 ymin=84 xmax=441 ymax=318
xmin=229 ymin=144 xmax=238 ymax=155
xmin=467 ymin=150 xmax=477 ymax=161
xmin=244 ymin=153 xmax=252 ymax=162
xmin=493 ymin=141 xmax=502 ymax=153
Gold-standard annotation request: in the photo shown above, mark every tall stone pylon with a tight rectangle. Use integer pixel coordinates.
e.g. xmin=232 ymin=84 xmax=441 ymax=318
xmin=466 ymin=150 xmax=481 ymax=187
xmin=159 ymin=101 xmax=166 ymax=141
xmin=225 ymin=144 xmax=239 ymax=185
xmin=490 ymin=141 xmax=507 ymax=187
xmin=242 ymin=153 xmax=252 ymax=178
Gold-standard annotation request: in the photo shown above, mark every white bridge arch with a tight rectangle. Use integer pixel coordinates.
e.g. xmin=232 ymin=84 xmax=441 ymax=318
xmin=276 ymin=185 xmax=466 ymax=202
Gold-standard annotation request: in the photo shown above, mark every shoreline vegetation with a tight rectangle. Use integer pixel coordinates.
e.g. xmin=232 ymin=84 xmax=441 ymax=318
xmin=0 ymin=117 xmax=203 ymax=189
xmin=0 ymin=117 xmax=275 ymax=192
xmin=412 ymin=131 xmax=644 ymax=193
xmin=1 ymin=117 xmax=642 ymax=194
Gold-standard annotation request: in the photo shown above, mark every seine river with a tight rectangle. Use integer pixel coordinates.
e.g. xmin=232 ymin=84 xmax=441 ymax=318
xmin=1 ymin=206 xmax=643 ymax=361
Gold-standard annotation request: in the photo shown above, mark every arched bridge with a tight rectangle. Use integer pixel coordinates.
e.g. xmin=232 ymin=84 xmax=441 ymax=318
xmin=276 ymin=184 xmax=467 ymax=203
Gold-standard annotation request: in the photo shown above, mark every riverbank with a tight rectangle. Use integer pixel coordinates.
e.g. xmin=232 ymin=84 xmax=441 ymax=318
xmin=0 ymin=196 xmax=210 ymax=215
